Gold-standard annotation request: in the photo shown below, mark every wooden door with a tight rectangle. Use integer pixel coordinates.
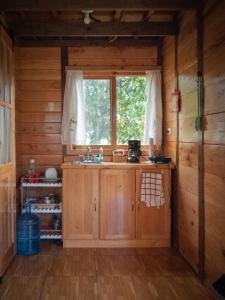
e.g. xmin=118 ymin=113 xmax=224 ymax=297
xmin=63 ymin=169 xmax=99 ymax=240
xmin=100 ymin=169 xmax=136 ymax=240
xmin=0 ymin=165 xmax=16 ymax=277
xmin=0 ymin=27 xmax=15 ymax=278
xmin=136 ymin=169 xmax=171 ymax=243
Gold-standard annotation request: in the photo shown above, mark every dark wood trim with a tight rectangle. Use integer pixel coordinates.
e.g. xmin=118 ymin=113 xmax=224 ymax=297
xmin=61 ymin=47 xmax=68 ymax=159
xmin=0 ymin=0 xmax=197 ymax=11
xmin=196 ymin=5 xmax=205 ymax=281
xmin=15 ymin=37 xmax=160 ymax=48
xmin=11 ymin=21 xmax=178 ymax=38
xmin=174 ymin=33 xmax=179 ymax=250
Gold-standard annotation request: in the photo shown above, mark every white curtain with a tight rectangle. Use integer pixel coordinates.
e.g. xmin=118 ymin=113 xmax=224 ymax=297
xmin=61 ymin=70 xmax=85 ymax=145
xmin=143 ymin=70 xmax=162 ymax=146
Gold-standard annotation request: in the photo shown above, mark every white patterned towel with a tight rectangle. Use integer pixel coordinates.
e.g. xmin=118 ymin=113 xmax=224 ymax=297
xmin=140 ymin=173 xmax=165 ymax=208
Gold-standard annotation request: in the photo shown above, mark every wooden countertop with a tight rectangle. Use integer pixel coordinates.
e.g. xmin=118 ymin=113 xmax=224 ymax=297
xmin=61 ymin=161 xmax=173 ymax=170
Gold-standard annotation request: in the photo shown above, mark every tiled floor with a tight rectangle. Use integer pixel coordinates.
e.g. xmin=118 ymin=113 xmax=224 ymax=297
xmin=0 ymin=242 xmax=214 ymax=300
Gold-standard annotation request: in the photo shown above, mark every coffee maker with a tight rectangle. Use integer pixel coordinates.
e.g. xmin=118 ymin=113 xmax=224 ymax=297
xmin=127 ymin=140 xmax=142 ymax=163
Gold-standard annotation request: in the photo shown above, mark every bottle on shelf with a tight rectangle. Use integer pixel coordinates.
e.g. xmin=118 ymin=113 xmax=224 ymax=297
xmin=99 ymin=147 xmax=104 ymax=162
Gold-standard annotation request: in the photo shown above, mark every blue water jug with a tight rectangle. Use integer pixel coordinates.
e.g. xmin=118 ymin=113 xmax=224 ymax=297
xmin=16 ymin=204 xmax=41 ymax=255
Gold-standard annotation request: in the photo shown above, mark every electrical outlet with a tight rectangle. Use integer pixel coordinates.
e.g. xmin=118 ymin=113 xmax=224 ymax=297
xmin=166 ymin=128 xmax=172 ymax=135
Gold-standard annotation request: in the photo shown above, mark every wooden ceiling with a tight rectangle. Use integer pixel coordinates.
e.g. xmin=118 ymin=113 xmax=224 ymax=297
xmin=0 ymin=0 xmax=198 ymax=47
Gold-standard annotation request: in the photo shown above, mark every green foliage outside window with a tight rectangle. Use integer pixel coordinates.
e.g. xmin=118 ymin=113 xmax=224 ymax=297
xmin=84 ymin=76 xmax=146 ymax=145
xmin=84 ymin=79 xmax=110 ymax=145
xmin=116 ymin=76 xmax=146 ymax=144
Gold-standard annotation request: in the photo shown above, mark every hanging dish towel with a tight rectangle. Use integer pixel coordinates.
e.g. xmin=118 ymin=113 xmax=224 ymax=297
xmin=140 ymin=172 xmax=165 ymax=208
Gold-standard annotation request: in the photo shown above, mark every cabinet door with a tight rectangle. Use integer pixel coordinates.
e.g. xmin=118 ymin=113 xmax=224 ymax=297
xmin=0 ymin=165 xmax=16 ymax=277
xmin=63 ymin=169 xmax=99 ymax=240
xmin=100 ymin=169 xmax=135 ymax=240
xmin=136 ymin=169 xmax=171 ymax=241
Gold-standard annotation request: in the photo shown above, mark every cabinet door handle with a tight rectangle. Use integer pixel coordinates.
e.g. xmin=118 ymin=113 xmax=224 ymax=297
xmin=94 ymin=197 xmax=97 ymax=211
xmin=137 ymin=201 xmax=140 ymax=212
xmin=131 ymin=199 xmax=134 ymax=211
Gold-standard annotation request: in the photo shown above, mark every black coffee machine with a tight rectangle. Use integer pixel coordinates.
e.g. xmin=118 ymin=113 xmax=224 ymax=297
xmin=127 ymin=140 xmax=142 ymax=163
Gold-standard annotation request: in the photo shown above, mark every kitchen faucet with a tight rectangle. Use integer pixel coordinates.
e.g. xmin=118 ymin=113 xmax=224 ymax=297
xmin=87 ymin=146 xmax=92 ymax=160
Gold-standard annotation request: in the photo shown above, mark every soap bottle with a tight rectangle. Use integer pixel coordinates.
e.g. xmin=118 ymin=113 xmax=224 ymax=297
xmin=99 ymin=147 xmax=104 ymax=162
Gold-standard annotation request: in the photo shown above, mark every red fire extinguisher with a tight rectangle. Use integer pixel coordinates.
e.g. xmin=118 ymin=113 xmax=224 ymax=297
xmin=171 ymin=90 xmax=181 ymax=112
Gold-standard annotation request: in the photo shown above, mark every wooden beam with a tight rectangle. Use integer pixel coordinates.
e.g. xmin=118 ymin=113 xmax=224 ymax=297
xmin=11 ymin=21 xmax=178 ymax=37
xmin=16 ymin=37 xmax=160 ymax=47
xmin=0 ymin=0 xmax=197 ymax=11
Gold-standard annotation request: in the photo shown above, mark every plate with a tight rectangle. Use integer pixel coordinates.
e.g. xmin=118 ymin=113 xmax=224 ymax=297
xmin=42 ymin=178 xmax=60 ymax=182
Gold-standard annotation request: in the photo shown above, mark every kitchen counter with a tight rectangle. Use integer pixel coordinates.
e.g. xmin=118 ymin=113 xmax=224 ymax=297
xmin=61 ymin=161 xmax=173 ymax=170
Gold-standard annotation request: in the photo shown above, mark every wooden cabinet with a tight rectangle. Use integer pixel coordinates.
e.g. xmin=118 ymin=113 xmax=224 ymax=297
xmin=100 ymin=169 xmax=136 ymax=240
xmin=0 ymin=165 xmax=16 ymax=278
xmin=62 ymin=163 xmax=171 ymax=248
xmin=63 ymin=169 xmax=98 ymax=240
xmin=135 ymin=169 xmax=171 ymax=242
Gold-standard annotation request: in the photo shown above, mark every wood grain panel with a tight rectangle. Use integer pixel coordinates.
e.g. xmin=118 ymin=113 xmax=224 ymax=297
xmin=16 ymin=133 xmax=61 ymax=144
xmin=18 ymin=101 xmax=62 ymax=113
xmin=16 ymin=90 xmax=61 ymax=102
xmin=19 ymin=155 xmax=63 ymax=167
xmin=163 ymin=142 xmax=176 ymax=161
xmin=179 ymin=117 xmax=198 ymax=143
xmin=17 ymin=143 xmax=62 ymax=155
xmin=16 ymin=122 xmax=61 ymax=134
xmin=204 ymin=45 xmax=225 ymax=85
xmin=17 ymin=112 xmax=61 ymax=123
xmin=163 ymin=100 xmax=177 ymax=122
xmin=178 ymin=65 xmax=197 ymax=95
xmin=203 ymin=0 xmax=225 ymax=58
xmin=15 ymin=69 xmax=61 ymax=81
xmin=178 ymin=165 xmax=198 ymax=196
xmin=179 ymin=91 xmax=198 ymax=119
xmin=178 ymin=187 xmax=199 ymax=273
xmin=205 ymin=172 xmax=225 ymax=282
xmin=204 ymin=79 xmax=225 ymax=114
xmin=16 ymin=80 xmax=61 ymax=91
xmin=15 ymin=47 xmax=61 ymax=70
xmin=204 ymin=113 xmax=225 ymax=145
xmin=69 ymin=47 xmax=157 ymax=67
xmin=203 ymin=0 xmax=225 ymax=283
xmin=204 ymin=145 xmax=225 ymax=178
xmin=179 ymin=143 xmax=198 ymax=168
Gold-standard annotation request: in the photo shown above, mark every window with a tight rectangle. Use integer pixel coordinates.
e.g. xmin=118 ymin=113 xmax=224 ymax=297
xmin=80 ymin=74 xmax=147 ymax=147
xmin=84 ymin=79 xmax=111 ymax=145
xmin=0 ymin=40 xmax=13 ymax=164
xmin=116 ymin=76 xmax=146 ymax=144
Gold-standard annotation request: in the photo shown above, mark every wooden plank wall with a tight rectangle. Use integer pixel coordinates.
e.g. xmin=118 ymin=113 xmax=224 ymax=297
xmin=203 ymin=0 xmax=225 ymax=284
xmin=177 ymin=11 xmax=199 ymax=272
xmin=15 ymin=46 xmax=158 ymax=172
xmin=15 ymin=48 xmax=62 ymax=177
xmin=163 ymin=12 xmax=199 ymax=271
xmin=68 ymin=46 xmax=157 ymax=67
xmin=162 ymin=36 xmax=176 ymax=163
xmin=163 ymin=0 xmax=225 ymax=282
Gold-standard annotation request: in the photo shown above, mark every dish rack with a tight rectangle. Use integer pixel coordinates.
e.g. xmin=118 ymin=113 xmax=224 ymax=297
xmin=20 ymin=177 xmax=62 ymax=240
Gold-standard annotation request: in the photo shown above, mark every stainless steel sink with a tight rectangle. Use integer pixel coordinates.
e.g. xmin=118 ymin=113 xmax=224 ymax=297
xmin=72 ymin=159 xmax=102 ymax=165
xmin=79 ymin=159 xmax=102 ymax=164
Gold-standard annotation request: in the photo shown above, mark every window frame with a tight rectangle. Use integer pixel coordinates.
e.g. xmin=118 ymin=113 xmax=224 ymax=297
xmin=67 ymin=71 xmax=148 ymax=155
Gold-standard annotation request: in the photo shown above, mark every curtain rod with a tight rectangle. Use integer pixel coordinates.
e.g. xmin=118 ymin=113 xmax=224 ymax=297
xmin=65 ymin=65 xmax=161 ymax=72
